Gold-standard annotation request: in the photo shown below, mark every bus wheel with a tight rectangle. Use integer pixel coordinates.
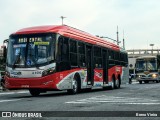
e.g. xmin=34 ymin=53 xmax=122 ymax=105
xmin=115 ymin=79 xmax=120 ymax=89
xmin=67 ymin=76 xmax=78 ymax=94
xmin=110 ymin=76 xmax=115 ymax=89
xmin=29 ymin=89 xmax=40 ymax=96
xmin=139 ymin=81 xmax=142 ymax=84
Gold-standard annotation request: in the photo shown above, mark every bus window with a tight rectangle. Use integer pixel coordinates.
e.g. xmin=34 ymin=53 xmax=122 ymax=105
xmin=115 ymin=51 xmax=120 ymax=65
xmin=78 ymin=42 xmax=86 ymax=67
xmin=58 ymin=36 xmax=69 ymax=61
xmin=94 ymin=47 xmax=102 ymax=68
xmin=108 ymin=50 xmax=115 ymax=67
xmin=70 ymin=40 xmax=77 ymax=66
xmin=57 ymin=36 xmax=70 ymax=71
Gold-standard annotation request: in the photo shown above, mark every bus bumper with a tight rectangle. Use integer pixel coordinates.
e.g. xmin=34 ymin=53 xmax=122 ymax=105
xmin=4 ymin=74 xmax=58 ymax=90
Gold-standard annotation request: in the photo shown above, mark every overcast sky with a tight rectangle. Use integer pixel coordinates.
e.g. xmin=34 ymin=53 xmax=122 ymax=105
xmin=1 ymin=0 xmax=160 ymax=50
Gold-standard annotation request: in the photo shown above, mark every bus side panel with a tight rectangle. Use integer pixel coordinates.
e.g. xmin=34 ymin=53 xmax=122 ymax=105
xmin=92 ymin=66 xmax=124 ymax=88
xmin=5 ymin=68 xmax=83 ymax=90
xmin=93 ymin=68 xmax=103 ymax=87
xmin=56 ymin=68 xmax=88 ymax=90
xmin=108 ymin=66 xmax=123 ymax=84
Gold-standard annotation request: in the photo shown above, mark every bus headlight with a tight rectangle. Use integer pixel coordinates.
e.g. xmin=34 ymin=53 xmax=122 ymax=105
xmin=42 ymin=67 xmax=55 ymax=77
xmin=152 ymin=74 xmax=158 ymax=78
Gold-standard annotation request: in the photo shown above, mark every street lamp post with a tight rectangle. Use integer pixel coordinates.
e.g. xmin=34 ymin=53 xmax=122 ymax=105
xmin=60 ymin=16 xmax=66 ymax=25
xmin=100 ymin=36 xmax=121 ymax=46
xmin=97 ymin=26 xmax=123 ymax=47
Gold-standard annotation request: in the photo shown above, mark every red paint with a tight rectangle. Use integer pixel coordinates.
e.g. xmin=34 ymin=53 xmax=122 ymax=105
xmin=12 ymin=25 xmax=120 ymax=51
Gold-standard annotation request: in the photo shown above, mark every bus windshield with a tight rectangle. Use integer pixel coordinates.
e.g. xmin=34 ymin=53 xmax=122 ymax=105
xmin=7 ymin=33 xmax=55 ymax=68
xmin=136 ymin=58 xmax=157 ymax=71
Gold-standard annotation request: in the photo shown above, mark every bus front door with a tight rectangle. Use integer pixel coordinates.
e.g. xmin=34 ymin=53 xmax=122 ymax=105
xmin=86 ymin=45 xmax=94 ymax=85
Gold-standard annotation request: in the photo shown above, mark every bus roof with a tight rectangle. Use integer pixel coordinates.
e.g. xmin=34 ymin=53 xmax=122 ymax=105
xmin=12 ymin=25 xmax=120 ymax=51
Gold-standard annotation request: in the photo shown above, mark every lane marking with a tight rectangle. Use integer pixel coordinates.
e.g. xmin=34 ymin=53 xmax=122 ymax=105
xmin=124 ymin=103 xmax=160 ymax=105
xmin=65 ymin=95 xmax=160 ymax=105
xmin=0 ymin=91 xmax=28 ymax=95
xmin=66 ymin=101 xmax=160 ymax=105
xmin=0 ymin=99 xmax=21 ymax=103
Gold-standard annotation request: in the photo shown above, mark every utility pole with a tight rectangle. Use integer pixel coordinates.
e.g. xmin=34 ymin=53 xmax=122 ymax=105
xmin=117 ymin=26 xmax=119 ymax=46
xmin=123 ymin=30 xmax=125 ymax=49
xmin=60 ymin=16 xmax=66 ymax=25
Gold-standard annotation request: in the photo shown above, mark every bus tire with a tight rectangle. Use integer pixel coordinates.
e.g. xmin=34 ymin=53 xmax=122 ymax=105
xmin=139 ymin=81 xmax=142 ymax=84
xmin=115 ymin=75 xmax=121 ymax=89
xmin=29 ymin=89 xmax=40 ymax=96
xmin=109 ymin=75 xmax=116 ymax=89
xmin=67 ymin=75 xmax=80 ymax=94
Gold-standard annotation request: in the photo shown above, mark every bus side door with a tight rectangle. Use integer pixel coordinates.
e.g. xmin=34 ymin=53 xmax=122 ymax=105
xmin=86 ymin=45 xmax=94 ymax=85
xmin=102 ymin=50 xmax=108 ymax=84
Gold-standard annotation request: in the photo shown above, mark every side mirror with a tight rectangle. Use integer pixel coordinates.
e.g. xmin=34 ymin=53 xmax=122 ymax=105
xmin=2 ymin=46 xmax=7 ymax=59
xmin=2 ymin=39 xmax=8 ymax=64
xmin=0 ymin=46 xmax=7 ymax=67
xmin=3 ymin=39 xmax=8 ymax=44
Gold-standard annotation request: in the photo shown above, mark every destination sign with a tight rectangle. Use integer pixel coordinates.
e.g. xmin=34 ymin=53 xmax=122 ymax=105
xmin=34 ymin=42 xmax=49 ymax=45
xmin=18 ymin=37 xmax=43 ymax=43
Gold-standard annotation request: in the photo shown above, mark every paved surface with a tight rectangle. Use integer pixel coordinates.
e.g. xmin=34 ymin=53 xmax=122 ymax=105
xmin=0 ymin=81 xmax=160 ymax=120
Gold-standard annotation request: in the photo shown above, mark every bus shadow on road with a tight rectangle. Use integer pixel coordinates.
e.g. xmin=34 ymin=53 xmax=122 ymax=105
xmin=9 ymin=86 xmax=125 ymax=99
xmin=35 ymin=87 xmax=123 ymax=97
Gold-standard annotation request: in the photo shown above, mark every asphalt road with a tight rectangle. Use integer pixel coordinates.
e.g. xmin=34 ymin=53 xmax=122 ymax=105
xmin=0 ymin=81 xmax=160 ymax=120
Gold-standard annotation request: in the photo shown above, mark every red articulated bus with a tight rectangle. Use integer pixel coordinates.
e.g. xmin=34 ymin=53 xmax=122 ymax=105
xmin=4 ymin=25 xmax=128 ymax=96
